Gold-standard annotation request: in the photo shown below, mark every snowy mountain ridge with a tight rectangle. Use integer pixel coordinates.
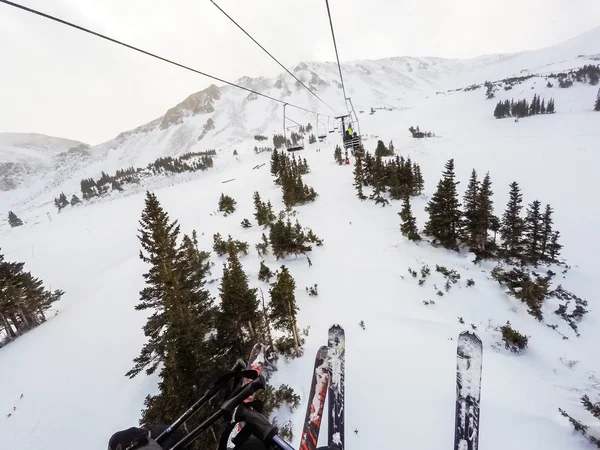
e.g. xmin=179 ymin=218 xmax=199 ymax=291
xmin=2 ymin=26 xmax=599 ymax=206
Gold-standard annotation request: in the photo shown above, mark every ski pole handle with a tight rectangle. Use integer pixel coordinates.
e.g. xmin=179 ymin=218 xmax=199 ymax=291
xmin=221 ymin=376 xmax=266 ymax=412
xmin=232 ymin=403 xmax=277 ymax=442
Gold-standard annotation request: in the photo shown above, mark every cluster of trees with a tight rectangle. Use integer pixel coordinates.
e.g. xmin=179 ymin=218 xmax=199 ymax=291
xmin=273 ymin=134 xmax=286 ymax=149
xmin=308 ymin=134 xmax=317 ymax=144
xmin=494 ymin=95 xmax=555 ymax=119
xmin=270 ymin=150 xmax=316 ymax=208
xmin=421 ymin=159 xmax=562 ymax=265
xmin=8 ymin=211 xmax=23 ymax=228
xmin=79 ymin=152 xmax=214 ymax=201
xmin=213 ymin=233 xmax=248 ymax=257
xmin=272 ymin=132 xmax=306 ymax=150
xmin=148 ymin=153 xmax=214 ymax=175
xmin=289 ymin=132 xmax=303 ymax=146
xmin=549 ymin=64 xmax=600 ymax=87
xmin=408 ymin=126 xmax=434 ymax=138
xmin=53 ymin=192 xmax=82 ymax=212
xmin=128 ymin=192 xmax=304 ymax=447
xmin=254 ymin=146 xmax=273 ymax=154
xmin=375 ymin=140 xmax=395 ymax=157
xmin=353 ymin=152 xmax=424 ymax=205
xmin=0 ymin=251 xmax=64 ymax=346
xmin=254 ymin=135 xmax=268 ymax=141
xmin=595 ymin=88 xmax=600 ymax=112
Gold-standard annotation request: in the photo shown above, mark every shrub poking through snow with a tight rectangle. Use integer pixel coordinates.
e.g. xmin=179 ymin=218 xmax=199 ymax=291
xmin=500 ymin=322 xmax=528 ymax=353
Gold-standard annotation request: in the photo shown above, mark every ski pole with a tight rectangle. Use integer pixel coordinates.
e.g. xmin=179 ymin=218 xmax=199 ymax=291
xmin=169 ymin=375 xmax=266 ymax=450
xmin=156 ymin=359 xmax=251 ymax=445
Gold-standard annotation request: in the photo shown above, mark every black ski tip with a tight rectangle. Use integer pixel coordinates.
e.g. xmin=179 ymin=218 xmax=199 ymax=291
xmin=459 ymin=330 xmax=482 ymax=343
xmin=317 ymin=345 xmax=329 ymax=358
xmin=328 ymin=324 xmax=344 ymax=333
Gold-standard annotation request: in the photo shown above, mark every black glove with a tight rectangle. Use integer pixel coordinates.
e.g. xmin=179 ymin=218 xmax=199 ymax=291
xmin=108 ymin=427 xmax=165 ymax=450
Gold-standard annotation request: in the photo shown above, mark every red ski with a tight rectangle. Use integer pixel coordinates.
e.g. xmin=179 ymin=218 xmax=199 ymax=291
xmin=299 ymin=346 xmax=330 ymax=450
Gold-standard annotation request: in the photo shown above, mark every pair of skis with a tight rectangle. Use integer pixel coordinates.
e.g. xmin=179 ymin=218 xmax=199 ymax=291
xmin=299 ymin=329 xmax=482 ymax=450
xmin=299 ymin=324 xmax=345 ymax=450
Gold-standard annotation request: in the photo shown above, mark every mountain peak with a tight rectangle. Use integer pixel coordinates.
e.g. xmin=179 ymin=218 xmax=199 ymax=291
xmin=160 ymin=84 xmax=221 ymax=129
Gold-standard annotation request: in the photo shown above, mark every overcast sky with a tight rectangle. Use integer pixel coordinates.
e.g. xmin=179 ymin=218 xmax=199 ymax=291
xmin=1 ymin=0 xmax=599 ymax=145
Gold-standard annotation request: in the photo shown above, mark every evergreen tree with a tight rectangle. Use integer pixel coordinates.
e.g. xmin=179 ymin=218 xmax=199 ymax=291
xmin=540 ymin=204 xmax=554 ymax=261
xmin=0 ymin=251 xmax=64 ymax=341
xmin=54 ymin=192 xmax=69 ymax=212
xmin=474 ymin=172 xmax=494 ymax=252
xmin=375 ymin=140 xmax=393 ymax=157
xmin=268 ymin=266 xmax=300 ymax=356
xmin=334 ymin=145 xmax=343 ymax=165
xmin=126 ymin=191 xmax=181 ymax=378
xmin=270 ymin=150 xmax=281 ymax=177
xmin=218 ymin=194 xmax=237 ymax=216
xmin=369 ymin=154 xmax=389 ymax=206
xmin=460 ymin=169 xmax=480 ymax=249
xmin=253 ymin=192 xmax=275 ymax=227
xmin=547 ymin=98 xmax=556 ymax=113
xmin=258 ymin=260 xmax=274 ymax=282
xmin=540 ymin=98 xmax=546 ymax=114
xmin=309 ymin=134 xmax=317 ymax=144
xmin=413 ymin=163 xmax=424 ymax=195
xmin=399 ymin=196 xmax=420 ymax=241
xmin=363 ymin=152 xmax=375 ymax=185
xmin=70 ymin=194 xmax=81 ymax=206
xmin=139 ymin=229 xmax=216 ymax=443
xmin=353 ymin=155 xmax=367 ymax=200
xmin=389 ymin=140 xmax=395 ymax=153
xmin=387 ymin=159 xmax=403 ymax=200
xmin=500 ymin=182 xmax=525 ymax=258
xmin=529 ymin=94 xmax=538 ymax=116
xmin=8 ymin=211 xmax=23 ymax=228
xmin=424 ymin=159 xmax=461 ymax=250
xmin=595 ymin=88 xmax=600 ymax=111
xmin=269 ymin=218 xmax=322 ymax=259
xmin=214 ymin=250 xmax=262 ymax=367
xmin=548 ymin=231 xmax=562 ymax=262
xmin=524 ymin=200 xmax=543 ymax=265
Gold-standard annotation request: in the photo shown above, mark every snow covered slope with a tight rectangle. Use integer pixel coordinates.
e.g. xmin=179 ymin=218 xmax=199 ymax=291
xmin=1 ymin=27 xmax=600 ymax=450
xmin=0 ymin=133 xmax=90 ymax=191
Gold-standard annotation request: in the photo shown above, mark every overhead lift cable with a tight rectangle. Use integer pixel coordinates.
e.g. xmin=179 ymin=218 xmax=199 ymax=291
xmin=323 ymin=0 xmax=364 ymax=153
xmin=0 ymin=0 xmax=325 ymax=116
xmin=324 ymin=0 xmax=348 ymax=109
xmin=209 ymin=0 xmax=337 ymax=115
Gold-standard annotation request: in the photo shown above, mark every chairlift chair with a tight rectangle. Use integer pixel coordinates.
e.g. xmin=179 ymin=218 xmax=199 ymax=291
xmin=283 ymin=104 xmax=304 ymax=152
xmin=316 ymin=114 xmax=327 ymax=141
